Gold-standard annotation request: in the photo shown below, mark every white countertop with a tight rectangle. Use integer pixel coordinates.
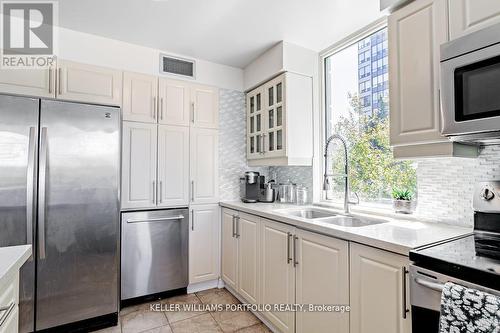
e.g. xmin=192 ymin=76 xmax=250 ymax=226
xmin=220 ymin=201 xmax=473 ymax=256
xmin=0 ymin=245 xmax=32 ymax=286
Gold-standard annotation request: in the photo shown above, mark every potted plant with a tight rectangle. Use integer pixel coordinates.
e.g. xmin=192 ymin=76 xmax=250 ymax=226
xmin=392 ymin=188 xmax=416 ymax=214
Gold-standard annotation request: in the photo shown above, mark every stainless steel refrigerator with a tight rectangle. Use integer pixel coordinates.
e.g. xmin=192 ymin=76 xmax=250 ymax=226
xmin=0 ymin=94 xmax=120 ymax=332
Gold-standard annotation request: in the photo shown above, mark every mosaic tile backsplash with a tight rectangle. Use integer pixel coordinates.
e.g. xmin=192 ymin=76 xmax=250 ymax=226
xmin=218 ymin=89 xmax=500 ymax=227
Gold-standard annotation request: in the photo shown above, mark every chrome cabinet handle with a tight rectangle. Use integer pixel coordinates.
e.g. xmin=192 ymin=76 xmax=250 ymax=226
xmin=191 ymin=210 xmax=195 ymax=231
xmin=160 ymin=98 xmax=164 ymax=120
xmin=414 ymin=277 xmax=444 ymax=292
xmin=235 ymin=216 xmax=240 ymax=238
xmin=191 ymin=181 xmax=195 ymax=202
xmin=0 ymin=302 xmax=15 ymax=327
xmin=48 ymin=68 xmax=52 ymax=94
xmin=58 ymin=68 xmax=62 ymax=95
xmin=153 ymin=97 xmax=157 ymax=121
xmin=26 ymin=127 xmax=36 ymax=246
xmin=402 ymin=267 xmax=409 ymax=319
xmin=293 ymin=235 xmax=299 ymax=267
xmin=261 ymin=134 xmax=266 ymax=154
xmin=231 ymin=215 xmax=236 ymax=237
xmin=159 ymin=180 xmax=162 ymax=204
xmin=127 ymin=216 xmax=185 ymax=224
xmin=287 ymin=232 xmax=292 ymax=264
xmin=152 ymin=181 xmax=156 ymax=204
xmin=191 ymin=102 xmax=195 ymax=123
xmin=38 ymin=127 xmax=48 ymax=260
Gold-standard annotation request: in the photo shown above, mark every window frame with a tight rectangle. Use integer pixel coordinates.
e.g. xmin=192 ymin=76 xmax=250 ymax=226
xmin=315 ymin=17 xmax=388 ymax=209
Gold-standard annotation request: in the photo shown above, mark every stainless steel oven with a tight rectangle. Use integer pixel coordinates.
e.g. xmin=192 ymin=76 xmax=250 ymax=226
xmin=441 ymin=22 xmax=500 ymax=144
xmin=410 ymin=265 xmax=500 ymax=333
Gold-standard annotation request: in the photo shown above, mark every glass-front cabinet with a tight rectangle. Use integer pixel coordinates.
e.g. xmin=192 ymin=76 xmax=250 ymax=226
xmin=246 ymin=72 xmax=313 ymax=166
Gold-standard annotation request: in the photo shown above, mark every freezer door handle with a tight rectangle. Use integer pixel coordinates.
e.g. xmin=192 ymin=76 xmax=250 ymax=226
xmin=126 ymin=216 xmax=185 ymax=223
xmin=26 ymin=127 xmax=36 ymax=245
xmin=38 ymin=127 xmax=48 ymax=259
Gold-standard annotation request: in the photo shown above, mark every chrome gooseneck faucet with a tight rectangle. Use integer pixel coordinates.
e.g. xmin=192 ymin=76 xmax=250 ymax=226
xmin=323 ymin=133 xmax=359 ymax=214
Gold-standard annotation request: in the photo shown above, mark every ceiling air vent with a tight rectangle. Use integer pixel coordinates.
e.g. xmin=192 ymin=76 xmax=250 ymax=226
xmin=160 ymin=54 xmax=195 ymax=78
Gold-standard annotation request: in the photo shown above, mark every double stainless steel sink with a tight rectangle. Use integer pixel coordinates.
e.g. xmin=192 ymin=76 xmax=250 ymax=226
xmin=278 ymin=207 xmax=388 ymax=227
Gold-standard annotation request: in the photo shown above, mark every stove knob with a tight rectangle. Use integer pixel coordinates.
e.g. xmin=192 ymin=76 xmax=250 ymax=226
xmin=481 ymin=188 xmax=495 ymax=201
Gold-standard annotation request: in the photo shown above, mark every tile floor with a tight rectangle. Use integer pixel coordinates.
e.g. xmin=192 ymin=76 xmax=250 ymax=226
xmin=96 ymin=288 xmax=271 ymax=333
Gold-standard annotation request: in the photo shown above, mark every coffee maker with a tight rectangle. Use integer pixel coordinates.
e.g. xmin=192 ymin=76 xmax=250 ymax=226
xmin=240 ymin=171 xmax=264 ymax=203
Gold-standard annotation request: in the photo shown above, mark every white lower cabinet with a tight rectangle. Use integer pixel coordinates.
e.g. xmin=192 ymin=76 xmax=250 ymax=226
xmin=221 ymin=209 xmax=239 ymax=290
xmin=237 ymin=213 xmax=260 ymax=304
xmin=350 ymin=243 xmax=411 ymax=333
xmin=260 ymin=219 xmax=296 ymax=333
xmin=189 ymin=205 xmax=220 ymax=284
xmin=0 ymin=272 xmax=19 ymax=333
xmin=295 ymin=229 xmax=349 ymax=333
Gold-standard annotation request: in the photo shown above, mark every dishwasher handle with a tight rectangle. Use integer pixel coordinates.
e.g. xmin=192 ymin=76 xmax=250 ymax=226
xmin=414 ymin=277 xmax=445 ymax=292
xmin=127 ymin=216 xmax=185 ymax=223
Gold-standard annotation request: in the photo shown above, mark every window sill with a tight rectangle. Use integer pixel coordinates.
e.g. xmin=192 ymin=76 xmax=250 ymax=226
xmin=314 ymin=200 xmax=420 ymax=221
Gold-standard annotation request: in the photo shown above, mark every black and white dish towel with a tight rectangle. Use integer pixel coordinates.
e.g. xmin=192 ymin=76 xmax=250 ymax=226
xmin=439 ymin=282 xmax=500 ymax=333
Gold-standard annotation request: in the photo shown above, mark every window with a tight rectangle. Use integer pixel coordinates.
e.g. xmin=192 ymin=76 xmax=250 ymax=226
xmin=323 ymin=27 xmax=416 ymax=208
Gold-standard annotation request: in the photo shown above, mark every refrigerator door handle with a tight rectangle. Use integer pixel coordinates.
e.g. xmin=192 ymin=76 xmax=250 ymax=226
xmin=26 ymin=127 xmax=36 ymax=245
xmin=38 ymin=127 xmax=48 ymax=260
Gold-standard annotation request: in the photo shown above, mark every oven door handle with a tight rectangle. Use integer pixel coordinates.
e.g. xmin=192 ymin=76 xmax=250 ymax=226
xmin=414 ymin=277 xmax=445 ymax=292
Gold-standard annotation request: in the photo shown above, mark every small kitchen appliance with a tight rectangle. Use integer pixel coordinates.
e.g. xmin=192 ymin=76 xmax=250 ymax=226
xmin=240 ymin=171 xmax=264 ymax=203
xmin=258 ymin=180 xmax=276 ymax=203
xmin=409 ymin=181 xmax=500 ymax=333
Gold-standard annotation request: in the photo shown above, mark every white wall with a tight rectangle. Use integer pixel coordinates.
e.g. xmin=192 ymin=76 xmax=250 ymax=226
xmin=57 ymin=27 xmax=244 ymax=91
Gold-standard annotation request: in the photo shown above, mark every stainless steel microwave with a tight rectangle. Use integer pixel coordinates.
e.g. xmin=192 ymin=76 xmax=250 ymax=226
xmin=441 ymin=23 xmax=500 ymax=145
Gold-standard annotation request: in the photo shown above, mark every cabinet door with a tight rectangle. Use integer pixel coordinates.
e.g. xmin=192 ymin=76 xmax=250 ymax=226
xmin=246 ymin=88 xmax=264 ymax=159
xmin=189 ymin=205 xmax=220 ymax=284
xmin=237 ymin=213 xmax=260 ymax=304
xmin=121 ymin=122 xmax=157 ymax=209
xmin=263 ymin=75 xmax=286 ymax=158
xmin=350 ymin=243 xmax=411 ymax=333
xmin=449 ymin=0 xmax=500 ymax=39
xmin=221 ymin=209 xmax=238 ymax=290
xmin=157 ymin=125 xmax=189 ymax=207
xmin=0 ymin=306 xmax=19 ymax=333
xmin=123 ymin=72 xmax=158 ymax=123
xmin=191 ymin=84 xmax=219 ymax=129
xmin=295 ymin=229 xmax=349 ymax=333
xmin=388 ymin=0 xmax=448 ymax=147
xmin=57 ymin=60 xmax=122 ymax=106
xmin=0 ymin=67 xmax=56 ymax=98
xmin=158 ymin=78 xmax=191 ymax=126
xmin=190 ymin=128 xmax=219 ymax=204
xmin=260 ymin=219 xmax=295 ymax=333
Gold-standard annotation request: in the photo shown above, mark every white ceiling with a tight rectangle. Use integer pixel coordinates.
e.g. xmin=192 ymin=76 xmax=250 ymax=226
xmin=59 ymin=0 xmax=382 ymax=68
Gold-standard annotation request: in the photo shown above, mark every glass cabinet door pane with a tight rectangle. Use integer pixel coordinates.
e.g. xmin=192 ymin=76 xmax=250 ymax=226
xmin=250 ymin=136 xmax=255 ymax=153
xmin=256 ymin=114 xmax=261 ymax=132
xmin=269 ymin=131 xmax=274 ymax=151
xmin=250 ymin=96 xmax=255 ymax=113
xmin=277 ymin=106 xmax=282 ymax=126
xmin=277 ymin=83 xmax=282 ymax=103
xmin=250 ymin=116 xmax=254 ymax=133
xmin=256 ymin=93 xmax=261 ymax=111
xmin=277 ymin=130 xmax=283 ymax=150
xmin=268 ymin=86 xmax=274 ymax=106
xmin=269 ymin=109 xmax=274 ymax=129
xmin=256 ymin=135 xmax=261 ymax=152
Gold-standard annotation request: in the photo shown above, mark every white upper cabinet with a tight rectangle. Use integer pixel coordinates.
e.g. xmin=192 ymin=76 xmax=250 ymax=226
xmin=246 ymin=72 xmax=313 ymax=166
xmin=191 ymin=84 xmax=219 ymax=129
xmin=0 ymin=66 xmax=56 ymax=98
xmin=350 ymin=243 xmax=411 ymax=333
xmin=449 ymin=0 xmax=500 ymax=39
xmin=158 ymin=78 xmax=191 ymax=126
xmin=57 ymin=60 xmax=122 ymax=106
xmin=122 ymin=72 xmax=158 ymax=123
xmin=389 ymin=0 xmax=448 ymax=149
xmin=190 ymin=128 xmax=219 ymax=204
xmin=295 ymin=229 xmax=349 ymax=333
xmin=157 ymin=125 xmax=189 ymax=207
xmin=189 ymin=204 xmax=220 ymax=284
xmin=121 ymin=122 xmax=157 ymax=209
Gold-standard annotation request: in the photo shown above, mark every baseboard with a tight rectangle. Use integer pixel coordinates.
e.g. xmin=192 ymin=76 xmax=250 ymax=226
xmin=187 ymin=279 xmax=221 ymax=293
xmin=223 ymin=284 xmax=279 ymax=333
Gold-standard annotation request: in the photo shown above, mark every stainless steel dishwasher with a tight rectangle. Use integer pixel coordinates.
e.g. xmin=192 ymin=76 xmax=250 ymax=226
xmin=121 ymin=209 xmax=189 ymax=301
